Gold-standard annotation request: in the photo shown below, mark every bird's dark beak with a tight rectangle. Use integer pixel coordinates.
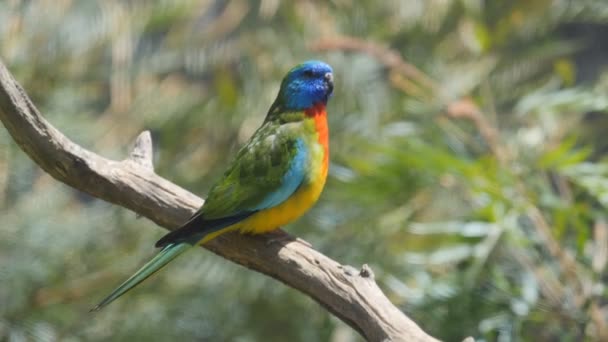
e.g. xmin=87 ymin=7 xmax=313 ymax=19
xmin=324 ymin=72 xmax=334 ymax=94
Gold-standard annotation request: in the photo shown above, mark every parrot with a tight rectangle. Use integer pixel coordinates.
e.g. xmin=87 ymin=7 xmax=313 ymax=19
xmin=91 ymin=60 xmax=334 ymax=311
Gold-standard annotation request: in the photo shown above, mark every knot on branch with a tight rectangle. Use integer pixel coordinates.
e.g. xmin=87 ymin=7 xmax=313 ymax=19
xmin=359 ymin=264 xmax=375 ymax=279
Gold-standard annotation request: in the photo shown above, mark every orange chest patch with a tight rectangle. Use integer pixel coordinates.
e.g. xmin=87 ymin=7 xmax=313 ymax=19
xmin=305 ymin=103 xmax=329 ymax=177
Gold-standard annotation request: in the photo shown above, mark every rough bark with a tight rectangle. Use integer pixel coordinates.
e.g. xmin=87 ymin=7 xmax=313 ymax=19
xmin=0 ymin=59 xmax=440 ymax=342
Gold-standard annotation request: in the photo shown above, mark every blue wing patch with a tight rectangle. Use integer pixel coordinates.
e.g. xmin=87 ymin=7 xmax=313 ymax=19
xmin=250 ymin=138 xmax=308 ymax=211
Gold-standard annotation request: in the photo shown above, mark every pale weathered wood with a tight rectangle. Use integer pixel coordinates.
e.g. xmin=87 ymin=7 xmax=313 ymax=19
xmin=0 ymin=59 xmax=440 ymax=342
xmin=126 ymin=131 xmax=154 ymax=171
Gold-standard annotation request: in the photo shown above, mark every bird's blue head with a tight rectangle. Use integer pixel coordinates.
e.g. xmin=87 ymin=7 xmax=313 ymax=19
xmin=272 ymin=61 xmax=334 ymax=112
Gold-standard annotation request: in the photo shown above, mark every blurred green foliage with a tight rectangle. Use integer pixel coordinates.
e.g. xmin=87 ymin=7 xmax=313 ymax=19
xmin=2 ymin=0 xmax=608 ymax=341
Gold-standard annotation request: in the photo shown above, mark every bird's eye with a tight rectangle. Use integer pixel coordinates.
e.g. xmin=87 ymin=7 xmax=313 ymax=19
xmin=303 ymin=69 xmax=314 ymax=77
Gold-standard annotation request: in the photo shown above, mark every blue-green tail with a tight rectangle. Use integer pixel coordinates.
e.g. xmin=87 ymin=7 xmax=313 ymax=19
xmin=90 ymin=242 xmax=192 ymax=311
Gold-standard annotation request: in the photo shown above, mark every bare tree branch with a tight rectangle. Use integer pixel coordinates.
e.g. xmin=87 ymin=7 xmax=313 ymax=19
xmin=0 ymin=59 xmax=439 ymax=342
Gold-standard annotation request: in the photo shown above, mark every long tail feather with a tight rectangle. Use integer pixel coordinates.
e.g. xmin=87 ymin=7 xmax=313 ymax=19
xmin=90 ymin=242 xmax=191 ymax=311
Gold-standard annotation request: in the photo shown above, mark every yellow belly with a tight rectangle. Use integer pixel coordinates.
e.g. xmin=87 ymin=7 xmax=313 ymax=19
xmin=199 ymin=176 xmax=326 ymax=244
xmin=237 ymin=175 xmax=326 ymax=234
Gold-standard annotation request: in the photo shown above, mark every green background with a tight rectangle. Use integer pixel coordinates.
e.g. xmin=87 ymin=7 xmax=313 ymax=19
xmin=2 ymin=1 xmax=608 ymax=341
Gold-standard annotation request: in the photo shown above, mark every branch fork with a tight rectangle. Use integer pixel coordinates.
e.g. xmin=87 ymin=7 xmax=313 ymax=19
xmin=125 ymin=131 xmax=154 ymax=171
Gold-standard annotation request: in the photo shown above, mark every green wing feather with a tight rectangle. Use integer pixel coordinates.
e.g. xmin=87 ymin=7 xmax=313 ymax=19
xmin=201 ymin=119 xmax=305 ymax=218
xmin=156 ymin=117 xmax=310 ymax=247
